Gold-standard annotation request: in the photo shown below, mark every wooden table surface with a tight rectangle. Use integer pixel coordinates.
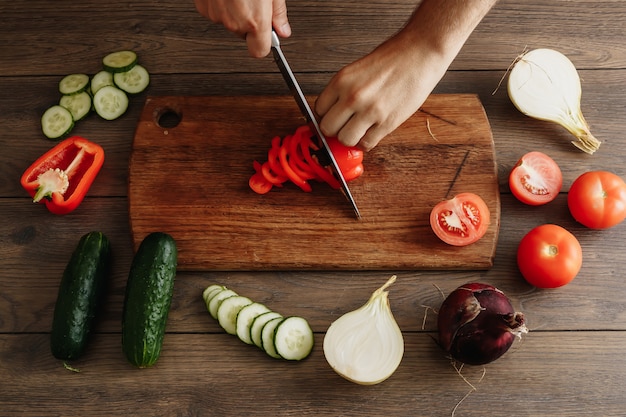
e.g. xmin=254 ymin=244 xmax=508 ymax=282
xmin=2 ymin=1 xmax=625 ymax=416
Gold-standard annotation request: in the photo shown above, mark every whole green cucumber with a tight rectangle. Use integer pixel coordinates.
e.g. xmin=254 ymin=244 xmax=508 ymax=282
xmin=51 ymin=231 xmax=111 ymax=360
xmin=122 ymin=232 xmax=177 ymax=368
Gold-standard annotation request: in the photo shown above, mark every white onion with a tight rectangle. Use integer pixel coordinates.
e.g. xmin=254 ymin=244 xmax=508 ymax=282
xmin=323 ymin=275 xmax=404 ymax=385
xmin=507 ymin=48 xmax=601 ymax=154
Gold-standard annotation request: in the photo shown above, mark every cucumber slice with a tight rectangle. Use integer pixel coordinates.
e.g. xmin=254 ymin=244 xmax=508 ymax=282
xmin=113 ymin=64 xmax=150 ymax=94
xmin=261 ymin=316 xmax=285 ymax=359
xmin=273 ymin=316 xmax=314 ymax=360
xmin=235 ymin=302 xmax=271 ymax=345
xmin=208 ymin=289 xmax=238 ymax=319
xmin=91 ymin=70 xmax=114 ymax=95
xmin=58 ymin=73 xmax=90 ymax=95
xmin=202 ymin=285 xmax=226 ymax=305
xmin=59 ymin=91 xmax=92 ymax=121
xmin=93 ymin=85 xmax=128 ymax=120
xmin=102 ymin=50 xmax=138 ymax=73
xmin=250 ymin=311 xmax=282 ymax=349
xmin=216 ymin=296 xmax=253 ymax=335
xmin=41 ymin=105 xmax=74 ymax=139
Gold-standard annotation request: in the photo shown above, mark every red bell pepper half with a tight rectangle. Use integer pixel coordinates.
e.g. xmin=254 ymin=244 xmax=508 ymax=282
xmin=21 ymin=136 xmax=105 ymax=215
xmin=250 ymin=125 xmax=364 ymax=195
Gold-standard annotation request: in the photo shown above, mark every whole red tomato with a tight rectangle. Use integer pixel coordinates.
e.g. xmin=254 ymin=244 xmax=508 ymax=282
xmin=568 ymin=170 xmax=626 ymax=229
xmin=517 ymin=224 xmax=582 ymax=288
xmin=429 ymin=192 xmax=490 ymax=246
xmin=509 ymin=151 xmax=562 ymax=205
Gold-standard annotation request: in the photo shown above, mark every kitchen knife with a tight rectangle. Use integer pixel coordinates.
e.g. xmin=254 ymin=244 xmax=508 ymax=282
xmin=270 ymin=31 xmax=361 ymax=220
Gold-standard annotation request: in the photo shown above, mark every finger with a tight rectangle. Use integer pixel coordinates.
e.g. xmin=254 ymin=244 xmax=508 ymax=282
xmin=193 ymin=0 xmax=208 ymax=18
xmin=319 ymin=105 xmax=356 ymax=141
xmin=355 ymin=125 xmax=390 ymax=151
xmin=335 ymin=115 xmax=372 ymax=148
xmin=245 ymin=30 xmax=272 ymax=58
xmin=272 ymin=0 xmax=291 ymax=37
xmin=314 ymin=87 xmax=338 ymax=118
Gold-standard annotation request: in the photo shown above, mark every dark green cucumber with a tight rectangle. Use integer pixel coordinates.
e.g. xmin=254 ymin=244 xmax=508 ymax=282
xmin=122 ymin=232 xmax=177 ymax=368
xmin=50 ymin=231 xmax=111 ymax=360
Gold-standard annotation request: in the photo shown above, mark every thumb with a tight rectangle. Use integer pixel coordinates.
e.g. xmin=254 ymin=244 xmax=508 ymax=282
xmin=272 ymin=0 xmax=291 ymax=37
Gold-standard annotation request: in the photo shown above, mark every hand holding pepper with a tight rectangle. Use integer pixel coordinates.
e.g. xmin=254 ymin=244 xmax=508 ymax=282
xmin=249 ymin=125 xmax=363 ymax=195
xmin=195 ymin=0 xmax=496 ymax=151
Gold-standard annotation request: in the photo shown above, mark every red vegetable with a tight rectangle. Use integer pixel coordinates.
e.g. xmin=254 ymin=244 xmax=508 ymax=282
xmin=250 ymin=125 xmax=363 ymax=194
xmin=517 ymin=224 xmax=582 ymax=288
xmin=429 ymin=193 xmax=490 ymax=246
xmin=567 ymin=170 xmax=626 ymax=229
xmin=437 ymin=283 xmax=527 ymax=365
xmin=20 ymin=136 xmax=105 ymax=215
xmin=509 ymin=151 xmax=562 ymax=206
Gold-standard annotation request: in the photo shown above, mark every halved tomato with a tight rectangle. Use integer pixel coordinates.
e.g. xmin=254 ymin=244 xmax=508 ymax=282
xmin=429 ymin=193 xmax=490 ymax=246
xmin=509 ymin=151 xmax=562 ymax=205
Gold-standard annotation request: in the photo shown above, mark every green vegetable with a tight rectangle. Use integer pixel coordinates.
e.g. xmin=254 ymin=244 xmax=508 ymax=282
xmin=113 ymin=64 xmax=150 ymax=94
xmin=40 ymin=51 xmax=149 ymax=138
xmin=50 ymin=231 xmax=111 ymax=360
xmin=58 ymin=73 xmax=90 ymax=95
xmin=41 ymin=105 xmax=74 ymax=140
xmin=122 ymin=232 xmax=177 ymax=368
xmin=102 ymin=50 xmax=138 ymax=73
xmin=93 ymin=85 xmax=128 ymax=121
xmin=202 ymin=285 xmax=314 ymax=360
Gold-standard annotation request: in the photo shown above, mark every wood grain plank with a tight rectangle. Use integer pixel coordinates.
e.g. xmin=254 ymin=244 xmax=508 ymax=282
xmin=1 ymin=332 xmax=625 ymax=417
xmin=1 ymin=0 xmax=625 ymax=77
xmin=3 ymin=195 xmax=626 ymax=334
xmin=128 ymin=94 xmax=499 ymax=270
xmin=2 ymin=1 xmax=626 ymax=416
xmin=2 ymin=69 xmax=624 ymax=199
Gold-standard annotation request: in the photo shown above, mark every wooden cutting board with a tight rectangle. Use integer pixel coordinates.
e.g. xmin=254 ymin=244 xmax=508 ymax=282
xmin=129 ymin=94 xmax=499 ymax=271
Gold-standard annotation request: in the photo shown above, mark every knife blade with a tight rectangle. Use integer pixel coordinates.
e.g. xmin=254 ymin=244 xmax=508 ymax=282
xmin=270 ymin=31 xmax=361 ymax=220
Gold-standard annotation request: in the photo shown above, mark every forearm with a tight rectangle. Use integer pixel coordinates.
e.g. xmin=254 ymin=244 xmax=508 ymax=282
xmin=399 ymin=0 xmax=497 ymax=62
xmin=316 ymin=0 xmax=497 ymax=150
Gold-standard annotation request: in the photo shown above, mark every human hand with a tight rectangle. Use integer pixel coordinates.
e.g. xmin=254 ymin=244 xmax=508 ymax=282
xmin=194 ymin=0 xmax=291 ymax=58
xmin=315 ymin=35 xmax=448 ymax=152
xmin=314 ymin=0 xmax=496 ymax=151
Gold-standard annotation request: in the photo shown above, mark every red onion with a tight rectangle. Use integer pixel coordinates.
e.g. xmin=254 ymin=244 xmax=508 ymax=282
xmin=437 ymin=283 xmax=527 ymax=365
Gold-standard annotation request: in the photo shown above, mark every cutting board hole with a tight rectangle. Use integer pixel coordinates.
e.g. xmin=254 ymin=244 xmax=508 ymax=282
xmin=155 ymin=107 xmax=182 ymax=129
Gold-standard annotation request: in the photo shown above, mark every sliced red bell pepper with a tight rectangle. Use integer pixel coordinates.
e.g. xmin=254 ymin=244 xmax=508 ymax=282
xmin=299 ymin=135 xmax=341 ymax=189
xmin=279 ymin=135 xmax=312 ymax=192
xmin=326 ymin=136 xmax=364 ymax=181
xmin=249 ymin=125 xmax=364 ymax=195
xmin=20 ymin=136 xmax=105 ymax=215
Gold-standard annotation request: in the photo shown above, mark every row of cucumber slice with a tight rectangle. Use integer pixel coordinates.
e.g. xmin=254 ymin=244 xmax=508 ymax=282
xmin=41 ymin=50 xmax=150 ymax=140
xmin=202 ymin=284 xmax=314 ymax=361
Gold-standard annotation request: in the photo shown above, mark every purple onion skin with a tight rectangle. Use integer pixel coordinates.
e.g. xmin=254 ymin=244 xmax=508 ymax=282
xmin=438 ymin=283 xmax=526 ymax=365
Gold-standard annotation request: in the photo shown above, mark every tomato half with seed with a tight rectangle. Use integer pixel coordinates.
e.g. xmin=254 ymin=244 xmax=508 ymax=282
xmin=568 ymin=170 xmax=626 ymax=229
xmin=429 ymin=193 xmax=490 ymax=246
xmin=509 ymin=151 xmax=562 ymax=205
xmin=517 ymin=224 xmax=582 ymax=288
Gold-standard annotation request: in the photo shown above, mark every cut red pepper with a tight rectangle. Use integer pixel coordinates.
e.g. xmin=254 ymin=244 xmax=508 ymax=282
xmin=250 ymin=125 xmax=364 ymax=194
xmin=20 ymin=136 xmax=105 ymax=215
xmin=279 ymin=135 xmax=312 ymax=192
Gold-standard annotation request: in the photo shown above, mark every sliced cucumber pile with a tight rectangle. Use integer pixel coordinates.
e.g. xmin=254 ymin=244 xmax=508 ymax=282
xmin=40 ymin=50 xmax=150 ymax=139
xmin=202 ymin=284 xmax=314 ymax=361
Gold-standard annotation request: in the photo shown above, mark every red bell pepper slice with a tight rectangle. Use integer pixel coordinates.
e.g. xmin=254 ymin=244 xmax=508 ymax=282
xmin=20 ymin=136 xmax=105 ymax=215
xmin=299 ymin=135 xmax=341 ymax=189
xmin=249 ymin=125 xmax=364 ymax=195
xmin=279 ymin=135 xmax=312 ymax=192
